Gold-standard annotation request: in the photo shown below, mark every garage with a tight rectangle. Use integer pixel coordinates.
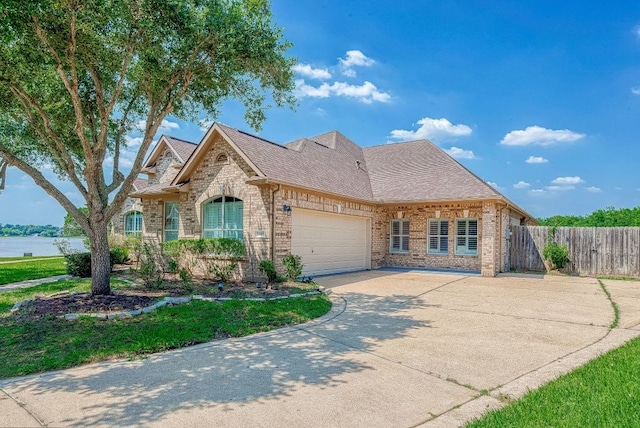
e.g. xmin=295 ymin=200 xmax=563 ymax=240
xmin=291 ymin=208 xmax=370 ymax=276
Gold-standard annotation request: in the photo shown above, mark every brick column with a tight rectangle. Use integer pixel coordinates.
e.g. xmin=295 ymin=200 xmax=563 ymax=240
xmin=481 ymin=201 xmax=497 ymax=277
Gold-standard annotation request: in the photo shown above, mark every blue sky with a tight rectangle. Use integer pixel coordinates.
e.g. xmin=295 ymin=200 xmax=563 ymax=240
xmin=3 ymin=0 xmax=640 ymax=226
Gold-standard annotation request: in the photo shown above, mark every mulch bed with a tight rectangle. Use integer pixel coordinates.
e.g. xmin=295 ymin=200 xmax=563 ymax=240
xmin=13 ymin=271 xmax=316 ymax=320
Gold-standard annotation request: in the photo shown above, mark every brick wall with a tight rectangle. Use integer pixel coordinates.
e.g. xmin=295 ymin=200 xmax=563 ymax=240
xmin=111 ymin=197 xmax=143 ymax=235
xmin=180 ymin=136 xmax=271 ymax=281
xmin=374 ymin=202 xmax=488 ymax=272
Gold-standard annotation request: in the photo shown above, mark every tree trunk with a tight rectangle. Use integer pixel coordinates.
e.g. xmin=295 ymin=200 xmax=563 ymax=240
xmin=89 ymin=222 xmax=112 ymax=295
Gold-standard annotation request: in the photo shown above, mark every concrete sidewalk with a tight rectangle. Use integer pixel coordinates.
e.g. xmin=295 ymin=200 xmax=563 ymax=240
xmin=1 ymin=271 xmax=639 ymax=427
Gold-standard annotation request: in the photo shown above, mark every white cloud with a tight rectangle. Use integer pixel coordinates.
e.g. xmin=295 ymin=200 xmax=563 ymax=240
xmin=292 ymin=63 xmax=332 ymax=80
xmin=339 ymin=50 xmax=375 ymax=76
xmin=125 ymin=136 xmax=143 ymax=148
xmin=445 ymin=147 xmax=477 ymax=160
xmin=586 ymin=186 xmax=603 ymax=193
xmin=389 ymin=117 xmax=472 ymax=142
xmin=530 ymin=189 xmax=545 ymax=194
xmin=136 ymin=119 xmax=180 ymax=133
xmin=487 ymin=181 xmax=499 ymax=188
xmin=552 ymin=176 xmax=584 ymax=185
xmin=525 ymin=155 xmax=548 ymax=164
xmin=294 ymin=79 xmax=390 ymax=104
xmin=632 ymin=87 xmax=640 ymax=95
xmin=545 ymin=185 xmax=575 ymax=191
xmin=635 ymin=25 xmax=640 ymax=38
xmin=513 ymin=181 xmax=530 ymax=189
xmin=500 ymin=126 xmax=585 ymax=146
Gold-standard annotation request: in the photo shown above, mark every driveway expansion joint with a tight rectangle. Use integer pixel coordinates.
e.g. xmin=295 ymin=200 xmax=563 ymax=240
xmin=0 ymin=387 xmax=46 ymax=427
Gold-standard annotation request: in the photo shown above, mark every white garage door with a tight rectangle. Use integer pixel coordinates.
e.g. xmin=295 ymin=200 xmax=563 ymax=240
xmin=291 ymin=209 xmax=370 ymax=276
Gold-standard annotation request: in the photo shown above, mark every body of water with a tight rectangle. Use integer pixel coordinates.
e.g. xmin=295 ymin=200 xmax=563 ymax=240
xmin=0 ymin=237 xmax=86 ymax=257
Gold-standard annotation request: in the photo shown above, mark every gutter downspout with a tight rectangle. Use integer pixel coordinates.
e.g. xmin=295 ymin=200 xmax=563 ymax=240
xmin=271 ymin=184 xmax=280 ymax=262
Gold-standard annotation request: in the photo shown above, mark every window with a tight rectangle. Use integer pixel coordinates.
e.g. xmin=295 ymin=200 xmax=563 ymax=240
xmin=390 ymin=219 xmax=409 ymax=253
xmin=124 ymin=211 xmax=143 ymax=236
xmin=202 ymin=196 xmax=243 ymax=240
xmin=164 ymin=202 xmax=179 ymax=242
xmin=428 ymin=219 xmax=449 ymax=254
xmin=216 ymin=153 xmax=228 ymax=163
xmin=456 ymin=218 xmax=478 ymax=255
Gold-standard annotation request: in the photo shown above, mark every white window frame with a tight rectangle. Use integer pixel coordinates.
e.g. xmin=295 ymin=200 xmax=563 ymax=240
xmin=202 ymin=196 xmax=243 ymax=240
xmin=428 ymin=218 xmax=449 ymax=255
xmin=455 ymin=218 xmax=478 ymax=256
xmin=124 ymin=211 xmax=143 ymax=236
xmin=164 ymin=201 xmax=179 ymax=242
xmin=390 ymin=219 xmax=410 ymax=253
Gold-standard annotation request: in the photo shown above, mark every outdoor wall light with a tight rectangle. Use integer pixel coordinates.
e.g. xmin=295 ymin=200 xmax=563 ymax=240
xmin=283 ymin=204 xmax=292 ymax=215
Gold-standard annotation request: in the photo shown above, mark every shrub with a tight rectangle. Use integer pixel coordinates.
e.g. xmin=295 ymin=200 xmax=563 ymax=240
xmin=543 ymin=227 xmax=570 ymax=271
xmin=65 ymin=250 xmax=123 ymax=277
xmin=258 ymin=260 xmax=278 ymax=283
xmin=282 ymin=254 xmax=303 ymax=282
xmin=543 ymin=242 xmax=570 ymax=270
xmin=161 ymin=238 xmax=245 ymax=281
xmin=65 ymin=252 xmax=92 ymax=277
xmin=110 ymin=246 xmax=130 ymax=265
xmin=136 ymin=241 xmax=165 ymax=288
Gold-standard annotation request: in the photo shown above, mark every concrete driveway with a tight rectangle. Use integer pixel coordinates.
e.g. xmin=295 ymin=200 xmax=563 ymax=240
xmin=2 ymin=271 xmax=639 ymax=427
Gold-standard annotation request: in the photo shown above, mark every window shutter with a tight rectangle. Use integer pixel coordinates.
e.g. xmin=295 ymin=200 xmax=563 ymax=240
xmin=440 ymin=220 xmax=448 ymax=236
xmin=392 ymin=220 xmax=400 ymax=235
xmin=402 ymin=220 xmax=410 ymax=235
xmin=469 ymin=219 xmax=478 ymax=236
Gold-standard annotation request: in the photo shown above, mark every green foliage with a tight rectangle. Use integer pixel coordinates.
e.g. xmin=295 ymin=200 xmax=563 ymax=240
xmin=282 ymin=254 xmax=303 ymax=281
xmin=542 ymin=227 xmax=570 ymax=271
xmin=258 ymin=259 xmax=279 ymax=283
xmin=136 ymin=242 xmax=165 ymax=288
xmin=62 ymin=207 xmax=88 ymax=237
xmin=162 ymin=238 xmax=245 ymax=281
xmin=0 ymin=0 xmax=295 ymax=295
xmin=538 ymin=206 xmax=640 ymax=227
xmin=64 ymin=253 xmax=93 ymax=278
xmin=0 ymin=223 xmax=61 ymax=237
xmin=109 ymin=246 xmax=130 ymax=265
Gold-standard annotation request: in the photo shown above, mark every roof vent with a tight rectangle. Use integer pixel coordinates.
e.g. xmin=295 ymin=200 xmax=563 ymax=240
xmin=356 ymin=160 xmax=362 ymax=170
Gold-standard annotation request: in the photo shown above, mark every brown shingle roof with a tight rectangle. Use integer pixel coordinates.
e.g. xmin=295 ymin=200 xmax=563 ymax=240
xmin=164 ymin=136 xmax=198 ymax=163
xmin=133 ymin=178 xmax=148 ymax=191
xmin=363 ymin=139 xmax=501 ymax=202
xmin=216 ymin=125 xmax=374 ymax=201
xmin=163 ymin=123 xmax=531 ymax=218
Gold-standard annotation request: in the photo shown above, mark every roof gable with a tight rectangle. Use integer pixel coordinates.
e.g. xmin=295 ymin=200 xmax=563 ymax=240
xmin=143 ymin=135 xmax=197 ymax=169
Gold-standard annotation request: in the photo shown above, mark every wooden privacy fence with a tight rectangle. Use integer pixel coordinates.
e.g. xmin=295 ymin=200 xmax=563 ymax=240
xmin=508 ymin=226 xmax=640 ymax=277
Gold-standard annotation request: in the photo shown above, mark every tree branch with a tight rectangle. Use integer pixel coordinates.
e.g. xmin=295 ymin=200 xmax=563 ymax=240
xmin=0 ymin=144 xmax=90 ymax=232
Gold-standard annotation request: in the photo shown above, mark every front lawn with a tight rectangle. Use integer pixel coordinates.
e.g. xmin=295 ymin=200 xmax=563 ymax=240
xmin=0 ymin=279 xmax=332 ymax=378
xmin=0 ymin=257 xmax=67 ymax=285
xmin=467 ymin=334 xmax=640 ymax=427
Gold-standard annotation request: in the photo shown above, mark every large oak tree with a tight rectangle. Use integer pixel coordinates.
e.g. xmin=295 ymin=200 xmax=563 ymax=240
xmin=0 ymin=0 xmax=295 ymax=294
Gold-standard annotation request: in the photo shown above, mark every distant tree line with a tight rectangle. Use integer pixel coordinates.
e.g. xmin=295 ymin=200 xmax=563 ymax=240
xmin=0 ymin=223 xmax=61 ymax=237
xmin=538 ymin=206 xmax=640 ymax=227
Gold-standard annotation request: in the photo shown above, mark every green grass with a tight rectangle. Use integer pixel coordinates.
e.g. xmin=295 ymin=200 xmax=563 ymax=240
xmin=467 ymin=335 xmax=640 ymax=428
xmin=0 ymin=280 xmax=332 ymax=378
xmin=0 ymin=255 xmax=64 ymax=262
xmin=0 ymin=278 xmax=129 ymax=313
xmin=0 ymin=257 xmax=67 ymax=285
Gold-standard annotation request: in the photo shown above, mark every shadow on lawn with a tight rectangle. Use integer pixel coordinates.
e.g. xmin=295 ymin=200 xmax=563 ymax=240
xmin=9 ymin=291 xmax=437 ymax=426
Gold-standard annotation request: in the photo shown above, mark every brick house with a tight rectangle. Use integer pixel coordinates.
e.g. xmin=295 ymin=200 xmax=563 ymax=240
xmin=129 ymin=123 xmax=536 ymax=280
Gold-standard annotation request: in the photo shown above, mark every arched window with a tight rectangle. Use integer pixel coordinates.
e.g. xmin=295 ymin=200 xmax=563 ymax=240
xmin=216 ymin=153 xmax=228 ymax=163
xmin=124 ymin=211 xmax=143 ymax=235
xmin=202 ymin=196 xmax=243 ymax=240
